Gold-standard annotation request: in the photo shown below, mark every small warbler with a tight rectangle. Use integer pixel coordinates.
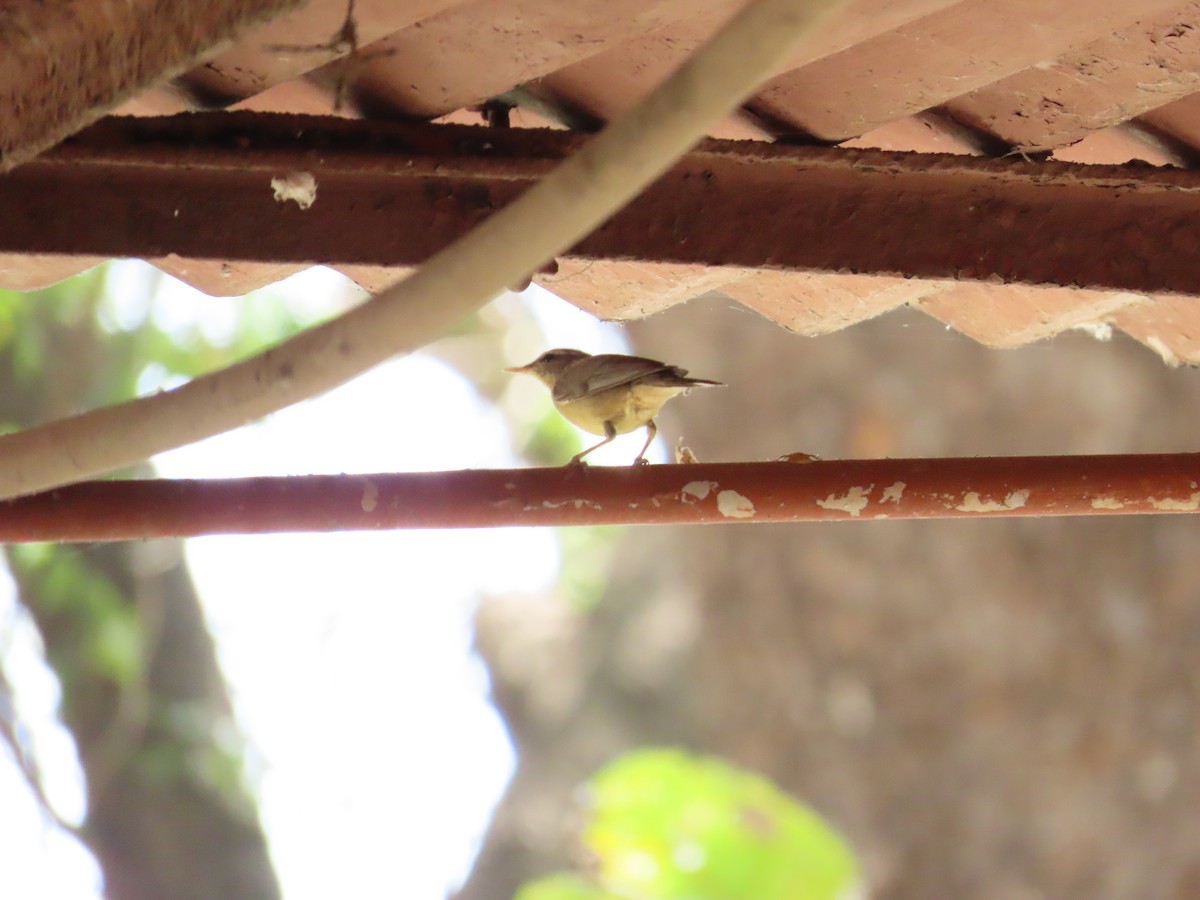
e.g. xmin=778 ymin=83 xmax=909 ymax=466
xmin=506 ymin=348 xmax=723 ymax=465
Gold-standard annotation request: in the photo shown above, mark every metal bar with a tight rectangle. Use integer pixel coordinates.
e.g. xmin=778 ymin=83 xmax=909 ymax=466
xmin=0 ymin=1 xmax=302 ymax=173
xmin=5 ymin=112 xmax=1200 ymax=294
xmin=4 ymin=454 xmax=1199 ymax=542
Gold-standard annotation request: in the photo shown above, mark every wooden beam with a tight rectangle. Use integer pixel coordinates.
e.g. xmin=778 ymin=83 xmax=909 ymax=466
xmin=6 ymin=112 xmax=1200 ymax=295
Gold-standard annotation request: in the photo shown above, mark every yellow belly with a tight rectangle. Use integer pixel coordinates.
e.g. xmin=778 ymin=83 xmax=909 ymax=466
xmin=555 ymin=384 xmax=687 ymax=436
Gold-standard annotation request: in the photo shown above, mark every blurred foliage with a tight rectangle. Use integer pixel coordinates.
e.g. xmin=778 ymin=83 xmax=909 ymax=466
xmin=517 ymin=398 xmax=584 ymax=467
xmin=0 ymin=260 xmax=334 ymax=697
xmin=0 ymin=259 xmax=345 ymax=825
xmin=555 ymin=525 xmax=622 ymax=611
xmin=516 ymin=873 xmax=622 ymax=900
xmin=520 ymin=748 xmax=861 ymax=900
xmin=7 ymin=543 xmax=144 ymax=704
xmin=0 ymin=263 xmax=327 ymax=424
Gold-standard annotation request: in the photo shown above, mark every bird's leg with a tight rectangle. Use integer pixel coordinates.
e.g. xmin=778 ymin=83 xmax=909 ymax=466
xmin=632 ymin=421 xmax=658 ymax=466
xmin=568 ymin=421 xmax=617 ymax=467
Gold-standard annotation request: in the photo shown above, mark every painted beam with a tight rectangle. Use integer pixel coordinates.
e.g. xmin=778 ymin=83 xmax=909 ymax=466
xmin=4 ymin=112 xmax=1200 ymax=295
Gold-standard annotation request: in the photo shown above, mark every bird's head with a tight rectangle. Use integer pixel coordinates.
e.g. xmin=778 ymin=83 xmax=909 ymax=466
xmin=505 ymin=348 xmax=590 ymax=388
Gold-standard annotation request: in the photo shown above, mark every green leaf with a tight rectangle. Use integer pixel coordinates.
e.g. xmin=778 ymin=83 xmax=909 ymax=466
xmin=515 ymin=874 xmax=622 ymax=900
xmin=87 ymin=607 xmax=145 ymax=684
xmin=584 ymin=748 xmax=861 ymax=900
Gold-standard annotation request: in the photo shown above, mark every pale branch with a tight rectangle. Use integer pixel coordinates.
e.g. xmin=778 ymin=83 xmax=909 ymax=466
xmin=0 ymin=0 xmax=847 ymax=502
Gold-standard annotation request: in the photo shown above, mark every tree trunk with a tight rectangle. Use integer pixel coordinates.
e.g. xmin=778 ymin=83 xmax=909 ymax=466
xmin=11 ymin=541 xmax=281 ymax=900
xmin=1 ymin=272 xmax=279 ymax=899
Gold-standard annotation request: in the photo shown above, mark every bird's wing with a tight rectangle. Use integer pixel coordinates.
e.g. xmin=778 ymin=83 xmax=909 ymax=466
xmin=551 ymin=354 xmax=672 ymax=402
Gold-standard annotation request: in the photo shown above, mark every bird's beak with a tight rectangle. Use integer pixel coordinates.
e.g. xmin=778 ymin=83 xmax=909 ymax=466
xmin=505 ymin=364 xmax=531 ymax=374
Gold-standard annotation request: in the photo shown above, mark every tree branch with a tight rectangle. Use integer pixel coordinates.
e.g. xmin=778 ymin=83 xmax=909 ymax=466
xmin=0 ymin=0 xmax=847 ymax=501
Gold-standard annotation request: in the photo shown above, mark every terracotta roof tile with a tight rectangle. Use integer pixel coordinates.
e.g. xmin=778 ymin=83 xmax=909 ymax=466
xmin=940 ymin=4 xmax=1200 ymax=153
xmin=6 ymin=0 xmax=1200 ymax=360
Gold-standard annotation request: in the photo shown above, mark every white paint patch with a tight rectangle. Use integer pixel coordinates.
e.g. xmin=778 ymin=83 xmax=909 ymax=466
xmin=360 ymin=480 xmax=378 ymax=512
xmin=817 ymin=485 xmax=872 ymax=517
xmin=955 ymin=489 xmax=1030 ymax=513
xmin=271 ymin=171 xmax=318 ymax=209
xmin=1145 ymin=335 xmax=1181 ymax=368
xmin=1005 ymin=490 xmax=1030 ymax=509
xmin=1150 ymin=492 xmax=1200 ymax=512
xmin=541 ymin=498 xmax=601 ymax=511
xmin=880 ymin=481 xmax=906 ymax=504
xmin=682 ymin=480 xmax=717 ymax=501
xmin=955 ymin=493 xmax=1005 ymax=513
xmin=675 ymin=442 xmax=699 ymax=464
xmin=1091 ymin=497 xmax=1125 ymax=510
xmin=716 ymin=490 xmax=755 ymax=519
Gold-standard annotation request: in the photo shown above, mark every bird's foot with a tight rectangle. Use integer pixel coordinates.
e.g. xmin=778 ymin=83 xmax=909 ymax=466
xmin=778 ymin=451 xmax=821 ymax=464
xmin=632 ymin=457 xmax=650 ymax=467
xmin=564 ymin=456 xmax=590 ymax=473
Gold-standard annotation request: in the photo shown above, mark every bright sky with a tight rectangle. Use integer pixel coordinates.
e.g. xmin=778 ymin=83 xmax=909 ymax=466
xmin=0 ymin=263 xmax=639 ymax=898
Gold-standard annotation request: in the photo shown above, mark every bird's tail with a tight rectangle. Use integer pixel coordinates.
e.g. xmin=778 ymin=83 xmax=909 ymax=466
xmin=665 ymin=365 xmax=724 ymax=388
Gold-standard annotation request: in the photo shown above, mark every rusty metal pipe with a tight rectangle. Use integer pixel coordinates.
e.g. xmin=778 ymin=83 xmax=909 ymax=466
xmin=3 ymin=454 xmax=1199 ymax=542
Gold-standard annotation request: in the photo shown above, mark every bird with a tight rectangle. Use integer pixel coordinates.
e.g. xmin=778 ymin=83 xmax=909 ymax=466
xmin=506 ymin=349 xmax=723 ymax=466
